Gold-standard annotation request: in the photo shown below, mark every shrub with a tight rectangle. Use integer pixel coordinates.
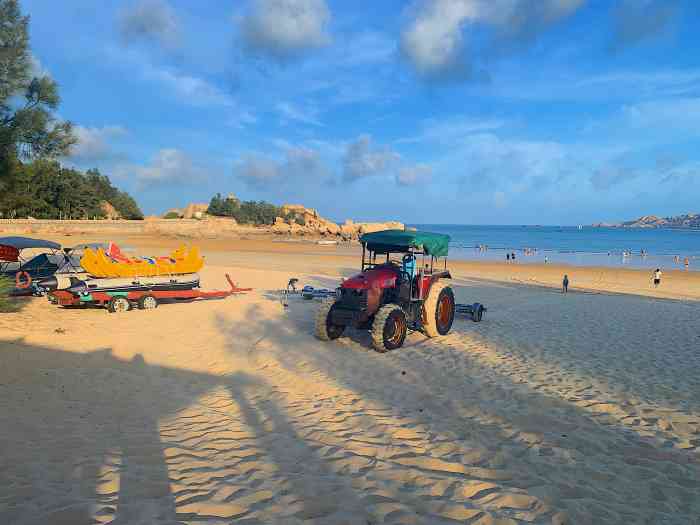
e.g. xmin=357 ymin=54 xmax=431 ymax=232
xmin=0 ymin=276 xmax=16 ymax=313
xmin=163 ymin=211 xmax=180 ymax=219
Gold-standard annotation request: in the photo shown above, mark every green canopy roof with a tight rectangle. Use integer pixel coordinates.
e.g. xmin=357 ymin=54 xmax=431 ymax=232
xmin=359 ymin=229 xmax=450 ymax=257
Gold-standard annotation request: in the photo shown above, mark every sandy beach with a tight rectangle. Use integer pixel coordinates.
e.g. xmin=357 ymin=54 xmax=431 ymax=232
xmin=2 ymin=235 xmax=700 ymax=524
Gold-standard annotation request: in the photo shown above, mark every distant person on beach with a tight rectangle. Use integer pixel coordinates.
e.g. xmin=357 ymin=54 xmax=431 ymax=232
xmin=506 ymin=253 xmax=510 ymax=262
xmin=544 ymin=256 xmax=549 ymax=264
xmin=562 ymin=274 xmax=569 ymax=293
xmin=511 ymin=252 xmax=516 ymax=262
xmin=652 ymin=268 xmax=662 ymax=288
xmin=685 ymin=257 xmax=690 ymax=270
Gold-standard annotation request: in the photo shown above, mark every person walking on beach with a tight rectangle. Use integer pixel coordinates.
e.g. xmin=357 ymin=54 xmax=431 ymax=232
xmin=506 ymin=253 xmax=510 ymax=262
xmin=544 ymin=255 xmax=549 ymax=264
xmin=511 ymin=251 xmax=516 ymax=262
xmin=652 ymin=268 xmax=662 ymax=288
xmin=684 ymin=257 xmax=690 ymax=270
xmin=562 ymin=274 xmax=569 ymax=293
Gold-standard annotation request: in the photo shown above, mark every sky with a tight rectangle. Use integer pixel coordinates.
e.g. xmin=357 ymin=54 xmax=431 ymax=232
xmin=22 ymin=0 xmax=700 ymax=224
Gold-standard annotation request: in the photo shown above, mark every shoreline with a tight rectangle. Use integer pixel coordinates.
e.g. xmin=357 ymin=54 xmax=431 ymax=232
xmin=29 ymin=232 xmax=700 ymax=302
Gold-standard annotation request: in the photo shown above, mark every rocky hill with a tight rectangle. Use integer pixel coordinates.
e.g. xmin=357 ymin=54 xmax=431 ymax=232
xmin=162 ymin=202 xmax=404 ymax=239
xmin=594 ymin=213 xmax=700 ymax=229
xmin=272 ymin=204 xmax=404 ymax=239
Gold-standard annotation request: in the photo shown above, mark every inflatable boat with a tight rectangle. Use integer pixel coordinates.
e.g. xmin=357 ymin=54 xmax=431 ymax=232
xmin=80 ymin=243 xmax=203 ymax=278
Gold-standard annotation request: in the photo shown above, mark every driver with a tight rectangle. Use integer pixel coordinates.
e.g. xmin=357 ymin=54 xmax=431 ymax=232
xmin=402 ymin=253 xmax=416 ymax=278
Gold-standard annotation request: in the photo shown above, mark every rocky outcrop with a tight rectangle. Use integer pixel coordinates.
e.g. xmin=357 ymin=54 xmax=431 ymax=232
xmin=162 ymin=203 xmax=209 ymax=219
xmin=597 ymin=213 xmax=700 ymax=229
xmin=182 ymin=203 xmax=209 ymax=219
xmin=272 ymin=205 xmax=403 ymax=238
xmin=100 ymin=201 xmax=121 ymax=220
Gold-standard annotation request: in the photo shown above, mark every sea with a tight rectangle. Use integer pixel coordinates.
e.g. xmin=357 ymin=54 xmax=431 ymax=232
xmin=410 ymin=225 xmax=700 ymax=270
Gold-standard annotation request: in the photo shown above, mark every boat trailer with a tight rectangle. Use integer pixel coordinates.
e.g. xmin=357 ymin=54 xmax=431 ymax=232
xmin=48 ymin=274 xmax=251 ymax=313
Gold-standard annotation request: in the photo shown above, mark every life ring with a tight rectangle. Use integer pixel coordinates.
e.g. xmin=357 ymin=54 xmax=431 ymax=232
xmin=15 ymin=271 xmax=32 ymax=289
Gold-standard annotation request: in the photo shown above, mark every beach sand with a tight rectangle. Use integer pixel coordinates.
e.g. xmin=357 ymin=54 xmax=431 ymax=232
xmin=1 ymin=235 xmax=699 ymax=524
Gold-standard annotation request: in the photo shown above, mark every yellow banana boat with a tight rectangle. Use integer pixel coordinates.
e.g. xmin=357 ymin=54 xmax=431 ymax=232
xmin=81 ymin=244 xmax=204 ymax=278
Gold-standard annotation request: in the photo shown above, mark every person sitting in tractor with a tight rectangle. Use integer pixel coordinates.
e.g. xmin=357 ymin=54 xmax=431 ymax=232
xmin=402 ymin=253 xmax=416 ymax=278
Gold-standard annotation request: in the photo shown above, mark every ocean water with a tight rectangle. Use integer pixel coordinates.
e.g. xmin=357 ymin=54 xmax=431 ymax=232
xmin=410 ymin=225 xmax=700 ymax=270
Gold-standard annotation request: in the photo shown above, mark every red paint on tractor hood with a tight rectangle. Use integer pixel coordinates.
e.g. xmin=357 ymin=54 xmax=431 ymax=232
xmin=341 ymin=266 xmax=398 ymax=290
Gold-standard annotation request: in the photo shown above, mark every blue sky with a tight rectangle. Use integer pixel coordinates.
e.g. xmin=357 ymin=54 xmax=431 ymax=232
xmin=23 ymin=0 xmax=700 ymax=224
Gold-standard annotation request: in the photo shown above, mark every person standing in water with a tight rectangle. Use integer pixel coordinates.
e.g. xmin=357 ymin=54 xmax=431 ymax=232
xmin=562 ymin=274 xmax=569 ymax=293
xmin=652 ymin=268 xmax=662 ymax=288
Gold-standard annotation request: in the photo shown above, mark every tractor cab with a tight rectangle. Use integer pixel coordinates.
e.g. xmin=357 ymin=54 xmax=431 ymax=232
xmin=315 ymin=229 xmax=456 ymax=352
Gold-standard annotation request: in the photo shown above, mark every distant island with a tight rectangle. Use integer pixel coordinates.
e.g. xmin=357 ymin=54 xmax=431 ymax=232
xmin=592 ymin=213 xmax=700 ymax=229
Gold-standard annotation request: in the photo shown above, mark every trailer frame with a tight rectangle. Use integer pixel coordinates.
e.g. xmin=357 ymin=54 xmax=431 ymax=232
xmin=48 ymin=274 xmax=251 ymax=311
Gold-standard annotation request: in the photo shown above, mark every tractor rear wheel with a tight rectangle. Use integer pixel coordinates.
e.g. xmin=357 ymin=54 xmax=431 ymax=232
xmin=315 ymin=299 xmax=345 ymax=341
xmin=371 ymin=304 xmax=407 ymax=352
xmin=422 ymin=282 xmax=455 ymax=337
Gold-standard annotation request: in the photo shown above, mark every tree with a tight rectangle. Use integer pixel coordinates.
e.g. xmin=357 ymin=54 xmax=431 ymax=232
xmin=0 ymin=0 xmax=75 ymax=161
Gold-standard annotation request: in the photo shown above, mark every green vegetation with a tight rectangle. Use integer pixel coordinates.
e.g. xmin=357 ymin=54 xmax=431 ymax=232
xmin=0 ymin=159 xmax=143 ymax=219
xmin=0 ymin=0 xmax=74 ymax=161
xmin=163 ymin=211 xmax=180 ymax=219
xmin=207 ymin=193 xmax=281 ymax=225
xmin=0 ymin=276 xmax=16 ymax=313
xmin=0 ymin=1 xmax=142 ymax=220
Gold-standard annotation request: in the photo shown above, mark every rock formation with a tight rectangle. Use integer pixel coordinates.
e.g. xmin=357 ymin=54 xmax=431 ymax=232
xmin=273 ymin=205 xmax=403 ymax=238
xmin=596 ymin=213 xmax=700 ymax=229
xmin=100 ymin=201 xmax=121 ymax=220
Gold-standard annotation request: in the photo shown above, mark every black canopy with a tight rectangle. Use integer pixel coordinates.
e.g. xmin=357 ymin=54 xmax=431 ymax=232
xmin=0 ymin=236 xmax=61 ymax=250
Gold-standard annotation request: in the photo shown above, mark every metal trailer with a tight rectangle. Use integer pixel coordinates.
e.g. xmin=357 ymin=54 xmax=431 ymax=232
xmin=48 ymin=274 xmax=251 ymax=313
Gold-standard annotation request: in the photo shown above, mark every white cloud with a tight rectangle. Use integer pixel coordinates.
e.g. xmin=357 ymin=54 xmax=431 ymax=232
xmin=29 ymin=53 xmax=51 ymax=79
xmin=134 ymin=149 xmax=207 ymax=188
xmin=237 ymin=145 xmax=330 ymax=188
xmin=342 ymin=135 xmax=400 ymax=182
xmin=239 ymin=0 xmax=331 ymax=61
xmin=70 ymin=125 xmax=128 ymax=162
xmin=396 ymin=164 xmax=432 ymax=186
xmin=119 ymin=0 xmax=181 ymax=50
xmin=396 ymin=116 xmax=506 ymax=145
xmin=143 ymin=67 xmax=235 ymax=107
xmin=400 ymin=0 xmax=584 ymax=80
xmin=276 ymin=101 xmax=322 ymax=126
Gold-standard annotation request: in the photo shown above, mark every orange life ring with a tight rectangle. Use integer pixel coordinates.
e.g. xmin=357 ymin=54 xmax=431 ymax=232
xmin=15 ymin=271 xmax=32 ymax=289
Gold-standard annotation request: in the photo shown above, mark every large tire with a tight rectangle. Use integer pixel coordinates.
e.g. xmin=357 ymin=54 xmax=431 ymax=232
xmin=422 ymin=282 xmax=455 ymax=337
xmin=315 ymin=299 xmax=345 ymax=341
xmin=371 ymin=304 xmax=408 ymax=352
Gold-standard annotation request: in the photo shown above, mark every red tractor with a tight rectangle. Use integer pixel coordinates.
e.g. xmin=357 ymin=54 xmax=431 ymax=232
xmin=315 ymin=229 xmax=456 ymax=352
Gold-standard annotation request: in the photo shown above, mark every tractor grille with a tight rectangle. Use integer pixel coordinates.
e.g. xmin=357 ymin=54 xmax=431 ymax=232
xmin=337 ymin=288 xmax=367 ymax=310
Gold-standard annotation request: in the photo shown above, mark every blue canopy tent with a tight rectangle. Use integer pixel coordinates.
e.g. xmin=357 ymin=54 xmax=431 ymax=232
xmin=0 ymin=237 xmax=65 ymax=284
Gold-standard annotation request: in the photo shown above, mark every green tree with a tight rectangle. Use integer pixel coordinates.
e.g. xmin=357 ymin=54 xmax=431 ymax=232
xmin=0 ymin=0 xmax=75 ymax=161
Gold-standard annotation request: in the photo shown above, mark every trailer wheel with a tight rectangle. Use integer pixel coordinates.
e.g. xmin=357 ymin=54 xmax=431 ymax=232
xmin=422 ymin=282 xmax=455 ymax=337
xmin=138 ymin=295 xmax=158 ymax=310
xmin=371 ymin=304 xmax=407 ymax=352
xmin=315 ymin=299 xmax=345 ymax=340
xmin=107 ymin=296 xmax=131 ymax=314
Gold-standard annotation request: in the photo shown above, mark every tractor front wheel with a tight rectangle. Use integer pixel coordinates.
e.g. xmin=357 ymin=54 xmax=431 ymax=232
xmin=422 ymin=282 xmax=455 ymax=337
xmin=315 ymin=299 xmax=345 ymax=341
xmin=371 ymin=304 xmax=408 ymax=352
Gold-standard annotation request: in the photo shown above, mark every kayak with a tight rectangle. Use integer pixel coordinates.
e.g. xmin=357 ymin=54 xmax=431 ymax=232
xmin=81 ymin=243 xmax=204 ymax=278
